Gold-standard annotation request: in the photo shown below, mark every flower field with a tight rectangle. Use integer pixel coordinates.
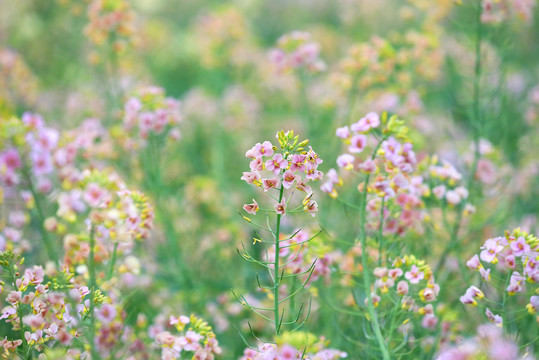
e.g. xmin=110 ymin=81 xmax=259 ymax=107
xmin=1 ymin=0 xmax=539 ymax=359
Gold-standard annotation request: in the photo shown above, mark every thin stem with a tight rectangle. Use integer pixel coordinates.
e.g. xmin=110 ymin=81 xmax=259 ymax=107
xmin=22 ymin=168 xmax=58 ymax=264
xmin=378 ymin=197 xmax=386 ymax=266
xmin=107 ymin=242 xmax=118 ymax=281
xmin=7 ymin=262 xmax=31 ymax=359
xmin=273 ymin=185 xmax=284 ymax=335
xmin=358 ymin=174 xmax=391 ymax=360
xmin=87 ymin=225 xmax=100 ymax=360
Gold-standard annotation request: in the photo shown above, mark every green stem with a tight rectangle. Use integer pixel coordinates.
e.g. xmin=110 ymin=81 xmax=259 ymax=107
xmin=358 ymin=174 xmax=391 ymax=360
xmin=88 ymin=225 xmax=100 ymax=360
xmin=355 ymin=138 xmax=391 ymax=359
xmin=274 ymin=185 xmax=284 ymax=335
xmin=107 ymin=242 xmax=118 ymax=281
xmin=378 ymin=197 xmax=386 ymax=266
xmin=8 ymin=263 xmax=31 ymax=359
xmin=22 ymin=168 xmax=58 ymax=264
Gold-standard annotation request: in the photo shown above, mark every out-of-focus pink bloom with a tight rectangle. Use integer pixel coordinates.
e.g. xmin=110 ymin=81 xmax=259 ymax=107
xmin=336 ymin=154 xmax=354 ymax=170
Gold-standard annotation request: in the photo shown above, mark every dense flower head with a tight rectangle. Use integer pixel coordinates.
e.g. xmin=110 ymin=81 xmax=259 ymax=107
xmin=120 ymin=86 xmax=182 ymax=148
xmin=240 ymin=331 xmax=347 ymax=360
xmin=325 ymin=112 xmax=427 ymax=237
xmin=0 ymin=48 xmax=39 ymax=106
xmin=481 ymin=0 xmax=536 ymax=24
xmin=368 ymin=255 xmax=441 ymax=330
xmin=0 ymin=252 xmax=114 ymax=356
xmin=193 ymin=7 xmax=248 ymax=68
xmin=332 ymin=33 xmax=443 ymax=95
xmin=54 ymin=169 xmax=154 ymax=269
xmin=436 ymin=324 xmax=523 ymax=360
xmin=462 ymin=228 xmax=539 ymax=325
xmin=422 ymin=156 xmax=475 ymax=209
xmin=242 ymin=130 xmax=323 ymax=218
xmin=270 ymin=31 xmax=326 ymax=74
xmin=153 ymin=314 xmax=221 ymax=360
xmin=84 ymin=0 xmax=136 ymax=51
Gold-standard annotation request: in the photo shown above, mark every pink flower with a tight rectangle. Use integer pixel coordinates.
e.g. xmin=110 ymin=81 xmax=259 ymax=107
xmin=336 ymin=154 xmax=354 ymax=170
xmin=96 ymin=303 xmax=116 ymax=324
xmin=460 ymin=285 xmax=484 ymax=305
xmin=404 ymin=265 xmax=424 ymax=284
xmin=265 ymin=154 xmax=288 ymax=175
xmin=243 ymin=199 xmax=259 ymax=215
xmin=480 ymin=238 xmax=504 ymax=263
xmin=479 ymin=267 xmax=491 ymax=282
xmin=274 ymin=199 xmax=286 ymax=215
xmin=295 ymin=178 xmax=312 ymax=193
xmin=506 ymin=272 xmax=525 ymax=294
xmin=381 ymin=137 xmax=402 ymax=157
xmin=138 ymin=112 xmax=155 ymax=136
xmin=249 ymin=157 xmax=264 ymax=171
xmin=336 ymin=126 xmax=350 ymax=139
xmin=397 ymin=281 xmax=409 ymax=295
xmin=349 ymin=134 xmax=367 ymax=153
xmin=32 ymin=152 xmax=54 ymax=176
xmin=359 ymin=159 xmax=377 ymax=173
xmin=170 ymin=315 xmax=190 ymax=326
xmin=422 ymin=314 xmax=438 ymax=329
xmin=253 ymin=141 xmax=274 ymax=158
xmin=509 ymin=236 xmax=530 ymax=257
xmin=466 ymin=255 xmax=481 ymax=270
xmin=305 ymin=162 xmax=322 ymax=181
xmin=445 ymin=190 xmax=461 ymax=205
xmin=241 ymin=171 xmax=261 ymax=184
xmin=351 ymin=112 xmax=380 ymax=132
xmin=485 ymin=308 xmax=503 ymax=327
xmin=528 ymin=296 xmax=539 ymax=313
xmin=282 ymin=170 xmax=296 ymax=189
xmin=306 ymin=147 xmax=323 ymax=166
xmin=289 ymin=154 xmax=306 ymax=172
xmin=1 ymin=149 xmax=21 ymax=171
xmin=84 ymin=183 xmax=106 ymax=208
xmin=178 ymin=330 xmax=203 ymax=352
xmin=262 ymin=178 xmax=280 ymax=192
xmin=22 ymin=112 xmax=44 ymax=129
xmin=304 ymin=200 xmax=318 ymax=217
xmin=504 ymin=255 xmax=516 ymax=269
xmin=432 ymin=185 xmax=446 ymax=199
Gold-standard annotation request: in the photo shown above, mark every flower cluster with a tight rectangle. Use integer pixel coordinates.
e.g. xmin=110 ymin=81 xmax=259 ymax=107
xmin=370 ymin=255 xmax=441 ymax=330
xmin=481 ymin=0 xmax=536 ymax=24
xmin=422 ymin=156 xmax=475 ymax=209
xmin=84 ymin=0 xmax=135 ymax=50
xmin=436 ymin=324 xmax=523 ymax=360
xmin=325 ymin=112 xmax=427 ymax=237
xmin=0 ymin=252 xmax=108 ymax=357
xmin=121 ymin=86 xmax=182 ymax=148
xmin=269 ymin=31 xmax=326 ymax=74
xmin=193 ymin=7 xmax=248 ymax=68
xmin=0 ymin=112 xmax=60 ymax=191
xmin=153 ymin=314 xmax=222 ymax=360
xmin=242 ymin=130 xmax=323 ymax=217
xmin=461 ymin=228 xmax=539 ymax=324
xmin=240 ymin=332 xmax=347 ymax=360
xmin=0 ymin=48 xmax=38 ymax=106
xmin=54 ymin=169 xmax=153 ymax=270
xmin=332 ymin=33 xmax=443 ymax=95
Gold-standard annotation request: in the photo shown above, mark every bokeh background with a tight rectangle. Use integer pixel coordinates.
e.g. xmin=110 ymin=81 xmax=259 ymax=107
xmin=2 ymin=0 xmax=539 ymax=358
